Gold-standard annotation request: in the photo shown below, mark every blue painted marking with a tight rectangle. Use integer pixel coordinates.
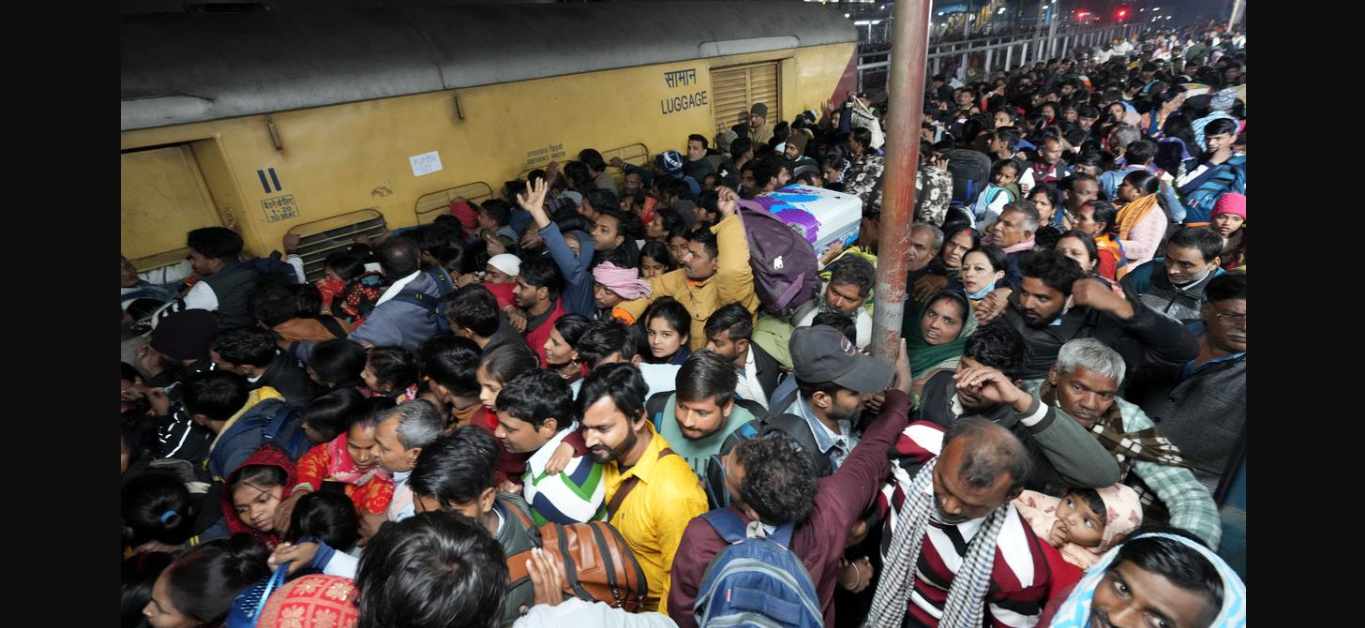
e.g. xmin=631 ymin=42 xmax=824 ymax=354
xmin=257 ymin=170 xmax=271 ymax=194
xmin=268 ymin=168 xmax=282 ymax=192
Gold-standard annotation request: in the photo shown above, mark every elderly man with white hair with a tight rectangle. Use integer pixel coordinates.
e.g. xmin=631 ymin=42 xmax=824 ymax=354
xmin=1027 ymin=338 xmax=1222 ymax=548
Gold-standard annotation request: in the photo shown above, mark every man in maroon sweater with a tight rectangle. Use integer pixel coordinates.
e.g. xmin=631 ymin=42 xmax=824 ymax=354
xmin=667 ymin=336 xmax=914 ymax=627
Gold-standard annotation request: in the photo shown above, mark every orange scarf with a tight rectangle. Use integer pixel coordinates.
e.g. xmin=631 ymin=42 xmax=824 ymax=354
xmin=1116 ymin=194 xmax=1160 ymax=241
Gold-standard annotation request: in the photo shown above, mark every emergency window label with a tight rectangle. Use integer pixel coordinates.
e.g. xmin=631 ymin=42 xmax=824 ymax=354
xmin=261 ymin=194 xmax=300 ymax=223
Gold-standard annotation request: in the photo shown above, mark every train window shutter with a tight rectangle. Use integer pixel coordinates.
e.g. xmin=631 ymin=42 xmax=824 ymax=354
xmin=710 ymin=61 xmax=780 ymax=135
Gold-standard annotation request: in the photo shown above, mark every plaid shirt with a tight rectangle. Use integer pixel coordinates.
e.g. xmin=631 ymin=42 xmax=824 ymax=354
xmin=1112 ymin=396 xmax=1222 ymax=548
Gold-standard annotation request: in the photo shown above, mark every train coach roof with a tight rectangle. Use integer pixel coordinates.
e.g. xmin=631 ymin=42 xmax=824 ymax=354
xmin=121 ymin=1 xmax=857 ymax=131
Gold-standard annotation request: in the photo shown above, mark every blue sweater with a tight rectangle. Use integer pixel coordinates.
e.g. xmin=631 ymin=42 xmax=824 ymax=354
xmin=539 ymin=222 xmax=597 ymax=318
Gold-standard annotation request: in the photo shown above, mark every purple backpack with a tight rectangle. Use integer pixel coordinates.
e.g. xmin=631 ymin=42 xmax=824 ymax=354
xmin=736 ymin=199 xmax=820 ymax=316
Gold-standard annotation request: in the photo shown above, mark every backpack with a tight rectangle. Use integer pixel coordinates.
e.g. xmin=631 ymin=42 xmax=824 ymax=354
xmin=391 ymin=267 xmax=459 ymax=332
xmin=261 ymin=404 xmax=310 ymax=461
xmin=736 ymin=200 xmax=821 ymax=317
xmin=944 ymin=149 xmax=992 ymax=208
xmin=502 ymin=497 xmax=649 ymax=612
xmin=693 ymin=509 xmax=823 ymax=628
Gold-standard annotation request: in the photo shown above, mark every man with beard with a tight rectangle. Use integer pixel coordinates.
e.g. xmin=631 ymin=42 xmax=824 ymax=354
xmin=914 ymin=323 xmax=1120 ymax=496
xmin=999 ymin=250 xmax=1199 ymax=381
xmin=579 ymin=363 xmax=708 ymax=614
xmin=510 ymin=257 xmax=566 ymax=367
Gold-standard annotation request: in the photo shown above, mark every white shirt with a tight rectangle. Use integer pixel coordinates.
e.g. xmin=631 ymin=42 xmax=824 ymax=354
xmin=734 ymin=348 xmax=769 ymax=409
xmin=375 ymin=271 xmax=422 ymax=306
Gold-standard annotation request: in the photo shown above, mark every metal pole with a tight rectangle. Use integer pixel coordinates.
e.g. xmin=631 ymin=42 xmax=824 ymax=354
xmin=1005 ymin=43 xmax=1013 ymax=70
xmin=1047 ymin=1 xmax=1060 ymax=59
xmin=870 ymin=0 xmax=931 ymax=361
xmin=1228 ymin=0 xmax=1242 ymax=31
xmin=985 ymin=47 xmax=993 ymax=73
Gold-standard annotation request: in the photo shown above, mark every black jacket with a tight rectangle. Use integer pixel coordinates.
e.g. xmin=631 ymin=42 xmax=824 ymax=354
xmin=749 ymin=341 xmax=782 ymax=407
xmin=254 ymin=350 xmax=318 ymax=404
xmin=1000 ymin=290 xmax=1200 ymax=382
xmin=201 ymin=264 xmax=263 ymax=329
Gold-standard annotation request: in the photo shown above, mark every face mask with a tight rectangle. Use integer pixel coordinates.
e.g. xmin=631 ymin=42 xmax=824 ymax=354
xmin=967 ymin=281 xmax=997 ymax=301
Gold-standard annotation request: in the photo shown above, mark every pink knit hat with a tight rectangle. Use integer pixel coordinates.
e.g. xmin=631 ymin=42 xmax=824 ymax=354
xmin=1210 ymin=193 xmax=1246 ymax=220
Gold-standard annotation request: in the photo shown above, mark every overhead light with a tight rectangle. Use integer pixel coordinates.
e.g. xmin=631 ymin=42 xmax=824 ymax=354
xmin=1154 ymin=6 xmax=1161 ymax=11
xmin=845 ymin=13 xmax=851 ymax=17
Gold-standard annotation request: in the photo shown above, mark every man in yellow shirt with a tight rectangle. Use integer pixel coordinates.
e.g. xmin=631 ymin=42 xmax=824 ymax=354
xmin=614 ymin=186 xmax=758 ymax=350
xmin=579 ymin=363 xmax=708 ymax=614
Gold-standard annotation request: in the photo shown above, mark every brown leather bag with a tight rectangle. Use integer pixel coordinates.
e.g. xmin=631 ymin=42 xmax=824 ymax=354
xmin=504 ymin=503 xmax=649 ymax=612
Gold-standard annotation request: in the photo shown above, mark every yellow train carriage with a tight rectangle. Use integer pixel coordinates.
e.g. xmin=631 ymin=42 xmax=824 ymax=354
xmin=121 ymin=1 xmax=858 ymax=279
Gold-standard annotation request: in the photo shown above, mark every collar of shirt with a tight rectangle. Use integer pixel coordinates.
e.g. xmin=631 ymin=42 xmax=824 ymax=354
xmin=612 ymin=421 xmax=671 ymax=486
xmin=375 ymin=271 xmax=422 ymax=306
xmin=528 ymin=423 xmax=579 ymax=472
xmin=1182 ymin=321 xmax=1246 ymax=378
xmin=736 ymin=348 xmax=768 ymax=406
xmin=790 ymin=395 xmax=851 ymax=456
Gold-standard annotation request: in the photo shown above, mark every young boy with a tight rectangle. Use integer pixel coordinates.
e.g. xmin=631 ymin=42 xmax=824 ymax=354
xmin=974 ymin=157 xmax=1022 ymax=231
xmin=493 ymin=369 xmax=604 ymax=525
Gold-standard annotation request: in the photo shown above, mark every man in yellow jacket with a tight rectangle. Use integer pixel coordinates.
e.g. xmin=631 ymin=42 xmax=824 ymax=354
xmin=613 ymin=187 xmax=758 ymax=350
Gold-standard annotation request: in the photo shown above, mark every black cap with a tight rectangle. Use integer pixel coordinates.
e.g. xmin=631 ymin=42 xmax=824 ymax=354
xmin=789 ymin=326 xmax=892 ymax=393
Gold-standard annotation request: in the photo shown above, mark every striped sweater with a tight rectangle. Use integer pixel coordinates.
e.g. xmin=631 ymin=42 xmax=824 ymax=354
xmin=521 ymin=425 xmax=607 ymax=526
xmin=878 ymin=421 xmax=1082 ymax=628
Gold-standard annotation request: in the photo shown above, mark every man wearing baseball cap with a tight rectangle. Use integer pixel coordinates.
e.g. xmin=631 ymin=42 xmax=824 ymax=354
xmin=761 ymin=325 xmax=896 ymax=477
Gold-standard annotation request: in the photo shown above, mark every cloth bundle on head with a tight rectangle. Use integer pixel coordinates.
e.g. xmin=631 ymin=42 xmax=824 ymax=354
xmin=716 ymin=129 xmax=739 ymax=153
xmin=150 ymin=309 xmax=219 ymax=361
xmin=1049 ymin=532 xmax=1246 ymax=628
xmin=657 ymin=150 xmax=685 ymax=177
xmin=750 ymin=102 xmax=768 ymax=119
xmin=258 ymin=575 xmax=360 ymax=628
xmin=592 ymin=262 xmax=652 ymax=301
xmin=449 ymin=199 xmax=480 ymax=232
xmin=1211 ymin=88 xmax=1237 ymax=111
xmin=488 ymin=254 xmax=521 ymax=278
xmin=1211 ymin=192 xmax=1246 ymax=220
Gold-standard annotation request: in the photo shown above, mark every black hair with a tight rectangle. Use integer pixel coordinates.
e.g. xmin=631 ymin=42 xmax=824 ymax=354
xmin=164 ymin=536 xmax=271 ymax=625
xmin=367 ymin=346 xmax=418 ymax=392
xmin=1022 ymin=249 xmax=1087 ymax=296
xmin=419 ymin=334 xmax=484 ymax=397
xmin=577 ymin=362 xmax=650 ymax=424
xmin=688 ymin=133 xmax=710 ymax=149
xmin=355 ymin=511 xmax=507 ymax=628
xmin=303 ymin=388 xmax=367 ymax=444
xmin=943 ymin=416 xmax=1033 ymax=493
xmin=734 ymin=433 xmax=816 ymax=525
xmin=688 ymin=227 xmax=720 ymax=261
xmin=1084 ymin=199 xmax=1120 ymax=236
xmin=376 ymin=237 xmax=422 ymax=279
xmin=408 ymin=426 xmax=501 ymax=507
xmin=639 ymin=241 xmax=676 ymax=273
xmin=309 ymin=339 xmax=368 ymax=389
xmin=183 ymin=370 xmax=249 ymax=422
xmin=585 ymin=188 xmax=620 ymax=216
xmin=730 ymin=137 xmax=753 ymax=162
xmin=746 ymin=155 xmax=784 ymax=191
xmin=826 ymin=255 xmax=876 ymax=297
xmin=1056 ymin=230 xmax=1100 ymax=270
xmin=229 ymin=461 xmax=288 ymax=501
xmin=1125 ymin=139 xmax=1158 ymax=165
xmin=1205 ymin=271 xmax=1246 ymax=303
xmin=577 ymin=319 xmax=640 ymax=368
xmin=122 ymin=552 xmax=173 ymax=628
xmin=961 ymin=323 xmax=1029 ymax=378
xmin=676 ymin=349 xmax=737 ymax=408
xmin=563 ymin=161 xmax=592 ymax=189
xmin=479 ymin=199 xmax=513 ymax=229
xmin=1167 ymin=227 xmax=1225 ymax=264
xmin=416 ymin=224 xmax=455 ymax=257
xmin=447 ymin=285 xmax=500 ymax=338
xmin=578 ymin=148 xmax=608 ymax=173
xmin=294 ymin=282 xmax=325 ymax=318
xmin=186 ymin=227 xmax=244 ymax=261
xmin=518 ymin=256 xmax=565 ymax=302
xmin=122 ymin=417 xmax=160 ymax=471
xmin=251 ymin=280 xmax=300 ymax=327
xmin=553 ymin=313 xmax=593 ymax=349
xmin=772 ymin=121 xmax=791 ymax=146
xmin=923 ymin=290 xmax=969 ymax=326
xmin=495 ymin=369 xmax=575 ymax=432
xmin=289 ymin=491 xmax=361 ymax=552
xmin=1062 ymin=486 xmax=1107 ymax=522
xmin=478 ymin=342 xmax=540 ymax=386
xmin=122 ymin=473 xmax=193 ymax=546
xmin=642 ymin=297 xmax=691 ymax=347
xmin=811 ymin=311 xmax=856 ymax=346
xmin=1205 ymin=117 xmax=1238 ymax=138
xmin=704 ymin=302 xmax=754 ymax=343
xmin=353 ymin=396 xmax=397 ymax=431
xmin=211 ymin=327 xmax=277 ymax=368
xmin=1108 ymin=533 xmax=1226 ymax=626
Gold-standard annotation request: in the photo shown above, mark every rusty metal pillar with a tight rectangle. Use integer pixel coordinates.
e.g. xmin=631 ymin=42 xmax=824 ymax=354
xmin=870 ymin=0 xmax=931 ymax=361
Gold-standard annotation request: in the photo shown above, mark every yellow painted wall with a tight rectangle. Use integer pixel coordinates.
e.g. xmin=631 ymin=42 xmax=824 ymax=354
xmin=120 ymin=42 xmax=857 ymax=263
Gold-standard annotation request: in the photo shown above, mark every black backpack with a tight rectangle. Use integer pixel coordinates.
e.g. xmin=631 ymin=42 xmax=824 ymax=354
xmin=944 ymin=149 xmax=992 ymax=208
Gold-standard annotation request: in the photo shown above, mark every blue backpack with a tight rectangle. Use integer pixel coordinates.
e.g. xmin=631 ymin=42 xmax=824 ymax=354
xmin=391 ymin=267 xmax=458 ymax=332
xmin=262 ymin=403 xmax=310 ymax=461
xmin=693 ymin=509 xmax=823 ymax=628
